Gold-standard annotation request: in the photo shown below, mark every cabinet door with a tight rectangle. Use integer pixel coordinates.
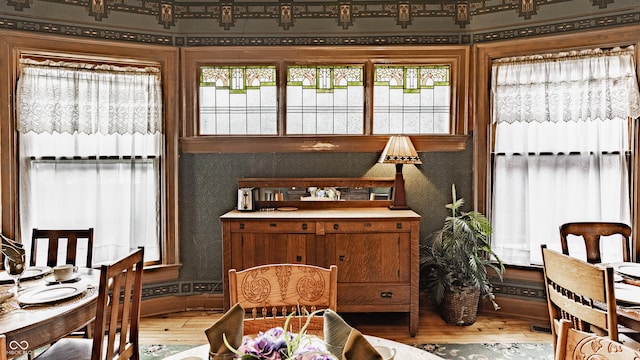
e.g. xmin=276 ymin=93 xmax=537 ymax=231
xmin=233 ymin=232 xmax=308 ymax=269
xmin=334 ymin=232 xmax=410 ymax=282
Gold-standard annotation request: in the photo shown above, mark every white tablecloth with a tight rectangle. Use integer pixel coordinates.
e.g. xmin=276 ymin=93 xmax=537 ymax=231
xmin=162 ymin=335 xmax=444 ymax=359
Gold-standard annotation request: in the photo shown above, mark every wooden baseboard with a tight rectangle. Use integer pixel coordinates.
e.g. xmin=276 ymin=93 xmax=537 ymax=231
xmin=479 ymin=295 xmax=550 ymax=329
xmin=140 ymin=293 xmax=224 ymax=317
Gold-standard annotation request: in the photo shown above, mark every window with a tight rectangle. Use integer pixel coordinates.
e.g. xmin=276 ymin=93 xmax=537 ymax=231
xmin=286 ymin=65 xmax=364 ymax=135
xmin=199 ymin=66 xmax=277 ymax=135
xmin=16 ymin=58 xmax=163 ymax=265
xmin=184 ymin=46 xmax=469 ymax=152
xmin=373 ymin=65 xmax=451 ymax=134
xmin=197 ymin=63 xmax=450 ymax=136
xmin=489 ymin=46 xmax=640 ymax=266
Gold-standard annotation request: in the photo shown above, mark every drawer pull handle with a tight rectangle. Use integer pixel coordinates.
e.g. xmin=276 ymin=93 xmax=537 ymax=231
xmin=302 ymin=224 xmax=307 ymax=230
xmin=269 ymin=223 xmax=277 ymax=227
xmin=296 ymin=255 xmax=302 ymax=262
xmin=364 ymin=223 xmax=371 ymax=227
xmin=239 ymin=223 xmax=245 ymax=229
xmin=396 ymin=223 xmax=403 ymax=229
xmin=333 ymin=224 xmax=339 ymax=230
xmin=381 ymin=292 xmax=393 ymax=298
xmin=339 ymin=255 xmax=345 ymax=261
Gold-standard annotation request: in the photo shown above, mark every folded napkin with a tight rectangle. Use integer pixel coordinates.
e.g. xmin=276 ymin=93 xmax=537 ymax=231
xmin=323 ymin=309 xmax=353 ymax=358
xmin=323 ymin=309 xmax=382 ymax=360
xmin=342 ymin=328 xmax=383 ymax=360
xmin=1 ymin=233 xmax=25 ymax=260
xmin=205 ymin=303 xmax=244 ymax=359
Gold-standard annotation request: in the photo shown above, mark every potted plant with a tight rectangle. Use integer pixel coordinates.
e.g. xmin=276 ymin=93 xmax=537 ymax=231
xmin=420 ymin=184 xmax=504 ymax=325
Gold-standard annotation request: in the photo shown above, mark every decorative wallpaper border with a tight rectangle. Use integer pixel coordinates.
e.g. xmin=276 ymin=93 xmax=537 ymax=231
xmin=2 ymin=11 xmax=639 ymax=46
xmin=7 ymin=0 xmax=581 ymax=30
xmin=142 ymin=280 xmax=224 ymax=299
xmin=492 ymin=279 xmax=547 ymax=301
xmin=0 ymin=0 xmax=638 ymax=46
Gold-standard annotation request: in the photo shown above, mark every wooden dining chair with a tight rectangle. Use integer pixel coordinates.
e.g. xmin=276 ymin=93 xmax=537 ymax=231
xmin=228 ymin=263 xmax=338 ymax=336
xmin=30 ymin=228 xmax=94 ymax=268
xmin=541 ymin=245 xmax=619 ymax=347
xmin=0 ymin=334 xmax=6 ymax=360
xmin=559 ymin=222 xmax=631 ymax=264
xmin=554 ymin=319 xmax=640 ymax=360
xmin=34 ymin=247 xmax=144 ymax=360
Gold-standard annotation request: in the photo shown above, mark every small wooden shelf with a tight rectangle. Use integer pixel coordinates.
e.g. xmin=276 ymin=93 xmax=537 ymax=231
xmin=237 ymin=177 xmax=395 ymax=209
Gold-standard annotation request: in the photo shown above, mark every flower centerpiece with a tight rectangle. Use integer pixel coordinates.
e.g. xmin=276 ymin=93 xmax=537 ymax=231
xmin=224 ymin=310 xmax=338 ymax=360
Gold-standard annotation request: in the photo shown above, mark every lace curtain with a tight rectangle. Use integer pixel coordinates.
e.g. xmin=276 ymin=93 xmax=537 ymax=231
xmin=490 ymin=46 xmax=640 ymax=266
xmin=17 ymin=59 xmax=162 ymax=264
xmin=17 ymin=59 xmax=162 ymax=135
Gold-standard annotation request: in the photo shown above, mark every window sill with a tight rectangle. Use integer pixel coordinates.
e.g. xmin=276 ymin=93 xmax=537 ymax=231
xmin=142 ymin=263 xmax=181 ymax=284
xmin=180 ymin=135 xmax=469 ymax=153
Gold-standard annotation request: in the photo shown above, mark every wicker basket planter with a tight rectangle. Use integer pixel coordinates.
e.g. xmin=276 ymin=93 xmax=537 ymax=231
xmin=419 ymin=185 xmax=504 ymax=326
xmin=439 ymin=285 xmax=480 ymax=326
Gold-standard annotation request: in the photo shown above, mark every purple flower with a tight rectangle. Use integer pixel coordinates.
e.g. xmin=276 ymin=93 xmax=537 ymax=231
xmin=233 ymin=324 xmax=337 ymax=360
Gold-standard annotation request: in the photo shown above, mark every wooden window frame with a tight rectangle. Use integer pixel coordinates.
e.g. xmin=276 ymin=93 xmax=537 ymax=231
xmin=473 ymin=25 xmax=640 ymax=263
xmin=180 ymin=45 xmax=471 ymax=154
xmin=0 ymin=31 xmax=181 ymax=283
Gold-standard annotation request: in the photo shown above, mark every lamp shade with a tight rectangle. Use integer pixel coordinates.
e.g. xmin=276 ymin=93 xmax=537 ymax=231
xmin=378 ymin=135 xmax=422 ymax=164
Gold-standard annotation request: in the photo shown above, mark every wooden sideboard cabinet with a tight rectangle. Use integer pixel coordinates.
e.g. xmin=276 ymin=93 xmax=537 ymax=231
xmin=220 ymin=207 xmax=421 ymax=336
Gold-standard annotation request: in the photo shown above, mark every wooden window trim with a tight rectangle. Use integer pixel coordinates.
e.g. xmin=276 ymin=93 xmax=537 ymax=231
xmin=0 ymin=31 xmax=181 ymax=283
xmin=473 ymin=25 xmax=640 ymax=262
xmin=180 ymin=45 xmax=471 ymax=153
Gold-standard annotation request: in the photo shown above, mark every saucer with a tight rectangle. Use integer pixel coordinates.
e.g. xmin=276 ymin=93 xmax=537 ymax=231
xmin=44 ymin=272 xmax=81 ymax=285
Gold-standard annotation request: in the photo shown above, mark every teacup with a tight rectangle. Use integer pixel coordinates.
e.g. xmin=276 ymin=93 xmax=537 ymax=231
xmin=52 ymin=264 xmax=78 ymax=281
xmin=374 ymin=345 xmax=396 ymax=360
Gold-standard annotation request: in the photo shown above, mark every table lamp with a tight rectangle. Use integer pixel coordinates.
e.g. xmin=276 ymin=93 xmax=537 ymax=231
xmin=378 ymin=135 xmax=422 ymax=210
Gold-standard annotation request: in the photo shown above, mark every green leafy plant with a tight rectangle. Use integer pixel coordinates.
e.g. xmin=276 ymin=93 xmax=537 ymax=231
xmin=420 ymin=184 xmax=505 ymax=310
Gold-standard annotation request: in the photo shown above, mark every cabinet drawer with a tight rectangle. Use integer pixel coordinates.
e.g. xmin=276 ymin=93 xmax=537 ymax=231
xmin=228 ymin=221 xmax=315 ymax=233
xmin=324 ymin=221 xmax=410 ymax=233
xmin=337 ymin=284 xmax=410 ymax=305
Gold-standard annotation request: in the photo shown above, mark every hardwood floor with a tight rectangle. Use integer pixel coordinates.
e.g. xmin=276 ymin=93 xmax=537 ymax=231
xmin=139 ymin=305 xmax=553 ymax=346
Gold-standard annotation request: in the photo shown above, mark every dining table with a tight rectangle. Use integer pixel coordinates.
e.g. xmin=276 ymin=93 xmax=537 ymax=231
xmin=0 ymin=266 xmax=100 ymax=359
xmin=610 ymin=262 xmax=640 ymax=332
xmin=162 ymin=334 xmax=445 ymax=360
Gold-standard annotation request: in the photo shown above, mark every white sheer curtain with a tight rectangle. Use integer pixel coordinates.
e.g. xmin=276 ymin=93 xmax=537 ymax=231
xmin=490 ymin=47 xmax=640 ymax=266
xmin=17 ymin=59 xmax=162 ymax=265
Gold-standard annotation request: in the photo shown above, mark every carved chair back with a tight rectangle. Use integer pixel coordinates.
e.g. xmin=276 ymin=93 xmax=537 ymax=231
xmin=228 ymin=263 xmax=338 ymax=336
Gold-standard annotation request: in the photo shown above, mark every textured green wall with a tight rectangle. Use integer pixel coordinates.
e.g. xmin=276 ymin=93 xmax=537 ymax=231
xmin=178 ymin=138 xmax=473 ymax=287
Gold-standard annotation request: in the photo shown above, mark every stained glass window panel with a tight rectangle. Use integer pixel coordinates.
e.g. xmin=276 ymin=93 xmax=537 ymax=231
xmin=287 ymin=66 xmax=364 ymax=135
xmin=373 ymin=65 xmax=451 ymax=134
xmin=199 ymin=66 xmax=277 ymax=135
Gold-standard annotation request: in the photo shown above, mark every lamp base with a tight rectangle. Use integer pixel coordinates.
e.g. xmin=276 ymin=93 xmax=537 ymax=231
xmin=389 ymin=163 xmax=410 ymax=210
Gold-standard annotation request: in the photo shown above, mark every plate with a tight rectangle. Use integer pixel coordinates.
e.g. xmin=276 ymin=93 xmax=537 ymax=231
xmin=44 ymin=272 xmax=81 ymax=285
xmin=615 ymin=263 xmax=640 ymax=278
xmin=17 ymin=282 xmax=88 ymax=305
xmin=0 ymin=266 xmax=51 ymax=284
xmin=21 ymin=266 xmax=52 ymax=280
xmin=615 ymin=283 xmax=640 ymax=305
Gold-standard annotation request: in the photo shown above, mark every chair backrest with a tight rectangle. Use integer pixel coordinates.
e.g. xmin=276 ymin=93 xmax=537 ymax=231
xmin=228 ymin=263 xmax=338 ymax=336
xmin=30 ymin=228 xmax=94 ymax=268
xmin=91 ymin=247 xmax=144 ymax=360
xmin=0 ymin=334 xmax=6 ymax=360
xmin=555 ymin=319 xmax=640 ymax=360
xmin=559 ymin=222 xmax=631 ymax=264
xmin=541 ymin=245 xmax=618 ymax=347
